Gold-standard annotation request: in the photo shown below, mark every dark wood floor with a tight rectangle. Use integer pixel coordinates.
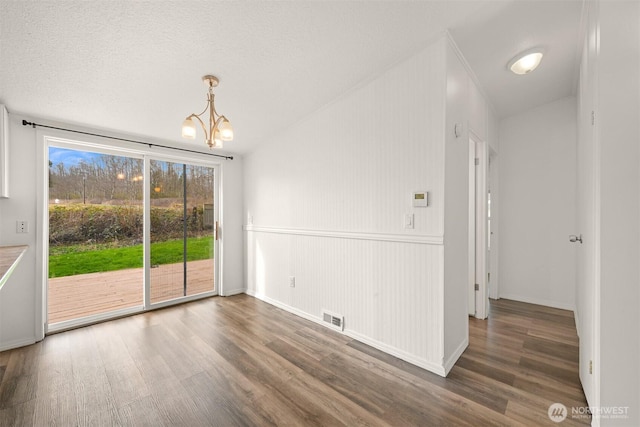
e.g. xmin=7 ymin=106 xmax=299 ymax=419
xmin=0 ymin=295 xmax=589 ymax=426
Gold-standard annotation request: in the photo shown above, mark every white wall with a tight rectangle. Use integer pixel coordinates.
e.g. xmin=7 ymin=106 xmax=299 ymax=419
xmin=443 ymin=39 xmax=470 ymax=367
xmin=244 ymin=37 xmax=463 ymax=375
xmin=498 ymin=96 xmax=577 ymax=310
xmin=596 ymin=0 xmax=640 ymax=423
xmin=0 ymin=114 xmax=38 ymax=350
xmin=0 ymin=113 xmax=244 ymax=351
xmin=219 ymin=157 xmax=245 ymax=296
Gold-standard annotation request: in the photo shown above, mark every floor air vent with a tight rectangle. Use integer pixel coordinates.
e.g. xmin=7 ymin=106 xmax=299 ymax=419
xmin=322 ymin=310 xmax=344 ymax=331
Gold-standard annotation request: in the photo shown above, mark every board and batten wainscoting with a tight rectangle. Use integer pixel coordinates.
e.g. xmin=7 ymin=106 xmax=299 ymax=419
xmin=245 ymin=225 xmax=448 ymax=375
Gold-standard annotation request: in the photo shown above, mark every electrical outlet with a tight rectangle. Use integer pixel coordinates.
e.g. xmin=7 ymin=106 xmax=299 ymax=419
xmin=16 ymin=220 xmax=28 ymax=233
xmin=289 ymin=276 xmax=295 ymax=288
xmin=247 ymin=214 xmax=253 ymax=225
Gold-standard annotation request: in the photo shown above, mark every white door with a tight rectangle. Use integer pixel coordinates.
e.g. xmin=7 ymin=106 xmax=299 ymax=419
xmin=575 ymin=7 xmax=598 ymax=406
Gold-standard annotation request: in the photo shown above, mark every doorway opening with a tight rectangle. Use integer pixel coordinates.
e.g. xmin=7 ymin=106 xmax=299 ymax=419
xmin=468 ymin=135 xmax=489 ymax=319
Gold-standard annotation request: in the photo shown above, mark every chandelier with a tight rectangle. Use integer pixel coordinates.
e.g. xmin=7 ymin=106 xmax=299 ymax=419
xmin=181 ymin=75 xmax=234 ymax=149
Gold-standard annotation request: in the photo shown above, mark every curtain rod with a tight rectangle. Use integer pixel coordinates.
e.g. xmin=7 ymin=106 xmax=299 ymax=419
xmin=21 ymin=119 xmax=234 ymax=160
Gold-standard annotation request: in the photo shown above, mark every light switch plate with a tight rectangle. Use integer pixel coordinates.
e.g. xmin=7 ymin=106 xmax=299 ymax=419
xmin=404 ymin=214 xmax=414 ymax=229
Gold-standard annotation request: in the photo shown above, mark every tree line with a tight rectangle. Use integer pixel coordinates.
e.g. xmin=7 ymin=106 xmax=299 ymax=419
xmin=49 ymin=152 xmax=214 ymax=204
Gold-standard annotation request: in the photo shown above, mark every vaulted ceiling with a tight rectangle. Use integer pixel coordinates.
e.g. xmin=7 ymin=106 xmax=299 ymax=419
xmin=0 ymin=1 xmax=583 ymax=155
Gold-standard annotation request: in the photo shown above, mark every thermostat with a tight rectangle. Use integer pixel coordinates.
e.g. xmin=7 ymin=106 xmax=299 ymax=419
xmin=412 ymin=191 xmax=428 ymax=207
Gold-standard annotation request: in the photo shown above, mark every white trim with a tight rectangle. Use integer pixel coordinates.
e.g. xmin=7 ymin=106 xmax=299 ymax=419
xmin=444 ymin=337 xmax=469 ymax=375
xmin=246 ymin=289 xmax=447 ymax=377
xmin=474 ymin=136 xmax=489 ymax=320
xmin=244 ymin=225 xmax=444 ymax=245
xmin=0 ymin=337 xmax=37 ymax=352
xmin=48 ymin=305 xmax=144 ymax=333
xmin=345 ymin=329 xmax=446 ymax=377
xmin=592 ymin=0 xmax=601 ymax=413
xmin=220 ymin=287 xmax=245 ymax=297
xmin=488 ymin=147 xmax=499 ymax=300
xmin=36 ymin=130 xmax=48 ymax=340
xmin=0 ymin=105 xmax=9 ymax=198
xmin=148 ymin=291 xmax=216 ymax=311
xmin=468 ymin=138 xmax=476 ymax=316
xmin=498 ymin=293 xmax=576 ymax=312
xmin=214 ymin=164 xmax=224 ymax=296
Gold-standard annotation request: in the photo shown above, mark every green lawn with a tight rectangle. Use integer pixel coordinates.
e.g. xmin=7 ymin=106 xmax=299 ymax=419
xmin=49 ymin=237 xmax=214 ymax=278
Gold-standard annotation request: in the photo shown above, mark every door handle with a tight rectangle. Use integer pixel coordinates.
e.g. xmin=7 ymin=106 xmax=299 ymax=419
xmin=215 ymin=221 xmax=219 ymax=241
xmin=569 ymin=234 xmax=583 ymax=244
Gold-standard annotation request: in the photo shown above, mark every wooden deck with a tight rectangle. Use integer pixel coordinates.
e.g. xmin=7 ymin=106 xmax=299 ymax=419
xmin=48 ymin=259 xmax=214 ymax=324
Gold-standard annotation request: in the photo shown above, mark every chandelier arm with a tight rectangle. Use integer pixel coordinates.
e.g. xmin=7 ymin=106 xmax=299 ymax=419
xmin=190 ymin=114 xmax=209 ymax=139
xmin=193 ymin=101 xmax=210 ymax=118
xmin=210 ymin=93 xmax=220 ymax=118
xmin=210 ymin=116 xmax=225 ymax=136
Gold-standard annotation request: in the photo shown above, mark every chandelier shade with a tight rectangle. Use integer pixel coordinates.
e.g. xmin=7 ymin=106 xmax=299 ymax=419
xmin=181 ymin=117 xmax=197 ymax=139
xmin=181 ymin=75 xmax=233 ymax=149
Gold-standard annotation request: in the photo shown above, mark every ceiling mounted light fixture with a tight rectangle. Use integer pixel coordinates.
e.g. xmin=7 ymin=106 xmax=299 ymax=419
xmin=182 ymin=75 xmax=233 ymax=149
xmin=508 ymin=48 xmax=544 ymax=75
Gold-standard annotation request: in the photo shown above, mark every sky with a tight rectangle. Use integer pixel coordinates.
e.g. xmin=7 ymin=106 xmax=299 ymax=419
xmin=49 ymin=147 xmax=102 ymax=167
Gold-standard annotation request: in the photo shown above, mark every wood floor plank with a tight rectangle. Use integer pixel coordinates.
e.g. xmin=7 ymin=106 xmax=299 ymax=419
xmin=117 ymin=394 xmax=166 ymax=427
xmin=0 ymin=399 xmax=36 ymax=427
xmin=33 ymin=379 xmax=77 ymax=427
xmin=0 ymin=296 xmax=590 ymax=425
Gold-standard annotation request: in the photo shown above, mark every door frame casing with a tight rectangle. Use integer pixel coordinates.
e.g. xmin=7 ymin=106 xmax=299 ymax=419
xmin=468 ymin=132 xmax=489 ymax=319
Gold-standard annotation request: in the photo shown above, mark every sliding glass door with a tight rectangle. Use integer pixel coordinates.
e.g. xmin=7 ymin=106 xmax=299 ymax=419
xmin=46 ymin=140 xmax=218 ymax=329
xmin=149 ymin=159 xmax=216 ymax=304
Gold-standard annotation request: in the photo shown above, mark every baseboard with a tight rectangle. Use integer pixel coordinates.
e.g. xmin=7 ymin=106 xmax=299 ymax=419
xmin=498 ymin=293 xmax=576 ymax=312
xmin=246 ymin=289 xmax=329 ymax=328
xmin=221 ymin=287 xmax=246 ymax=297
xmin=443 ymin=337 xmax=469 ymax=375
xmin=344 ymin=329 xmax=446 ymax=377
xmin=0 ymin=337 xmax=36 ymax=352
xmin=244 ymin=289 xmax=447 ymax=377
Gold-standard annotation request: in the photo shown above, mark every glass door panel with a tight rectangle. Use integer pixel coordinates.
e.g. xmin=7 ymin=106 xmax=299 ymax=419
xmin=149 ymin=160 xmax=215 ymax=304
xmin=185 ymin=164 xmax=215 ymax=296
xmin=48 ymin=146 xmax=144 ymax=324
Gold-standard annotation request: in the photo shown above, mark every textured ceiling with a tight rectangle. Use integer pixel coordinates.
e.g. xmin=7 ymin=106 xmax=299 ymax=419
xmin=0 ymin=1 xmax=583 ymax=155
